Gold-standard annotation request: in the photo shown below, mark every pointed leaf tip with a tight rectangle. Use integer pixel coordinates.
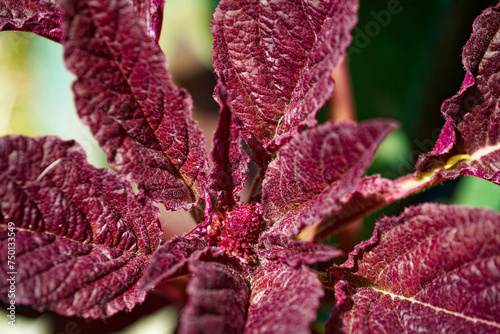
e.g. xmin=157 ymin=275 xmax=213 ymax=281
xmin=62 ymin=0 xmax=207 ymax=210
xmin=209 ymin=83 xmax=250 ymax=209
xmin=212 ymin=0 xmax=359 ymax=156
xmin=262 ymin=119 xmax=398 ymax=236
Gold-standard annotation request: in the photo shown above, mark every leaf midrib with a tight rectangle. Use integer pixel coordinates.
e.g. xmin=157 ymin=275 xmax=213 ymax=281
xmin=371 ymin=286 xmax=500 ymax=329
xmin=83 ymin=1 xmax=198 ymax=199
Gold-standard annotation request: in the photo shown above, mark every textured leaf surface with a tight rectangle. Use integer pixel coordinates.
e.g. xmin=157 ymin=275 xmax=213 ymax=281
xmin=256 ymin=234 xmax=342 ymax=267
xmin=416 ymin=4 xmax=500 ymax=185
xmin=0 ymin=0 xmax=164 ymax=43
xmin=212 ymin=0 xmax=359 ymax=153
xmin=178 ymin=258 xmax=249 ymax=334
xmin=262 ymin=120 xmax=397 ymax=236
xmin=244 ymin=261 xmax=323 ymax=334
xmin=139 ymin=234 xmax=209 ymax=291
xmin=62 ymin=0 xmax=207 ymax=210
xmin=131 ymin=0 xmax=165 ymax=42
xmin=0 ymin=0 xmax=62 ymax=41
xmin=327 ymin=204 xmax=500 ymax=333
xmin=299 ymin=175 xmax=403 ymax=242
xmin=209 ymin=84 xmax=249 ymax=208
xmin=0 ymin=135 xmax=162 ymax=318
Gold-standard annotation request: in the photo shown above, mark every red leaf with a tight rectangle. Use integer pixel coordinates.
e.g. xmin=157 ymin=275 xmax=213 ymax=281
xmin=178 ymin=258 xmax=249 ymax=334
xmin=0 ymin=0 xmax=62 ymax=42
xmin=327 ymin=204 xmax=500 ymax=333
xmin=209 ymin=84 xmax=250 ymax=209
xmin=256 ymin=233 xmax=343 ymax=267
xmin=212 ymin=0 xmax=359 ymax=157
xmin=62 ymin=0 xmax=207 ymax=210
xmin=245 ymin=261 xmax=324 ymax=334
xmin=262 ymin=120 xmax=397 ymax=236
xmin=416 ymin=4 xmax=500 ymax=185
xmin=0 ymin=135 xmax=162 ymax=318
xmin=139 ymin=234 xmax=209 ymax=291
xmin=0 ymin=0 xmax=164 ymax=43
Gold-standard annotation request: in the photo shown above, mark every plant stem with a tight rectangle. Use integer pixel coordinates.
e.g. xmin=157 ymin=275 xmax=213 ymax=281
xmin=297 ymin=171 xmax=444 ymax=243
xmin=329 ymin=59 xmax=356 ymax=122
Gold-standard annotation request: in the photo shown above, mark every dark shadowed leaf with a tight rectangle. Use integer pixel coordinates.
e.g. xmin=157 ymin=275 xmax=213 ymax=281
xmin=0 ymin=0 xmax=62 ymax=42
xmin=209 ymin=84 xmax=250 ymax=209
xmin=244 ymin=261 xmax=324 ymax=334
xmin=212 ymin=0 xmax=359 ymax=157
xmin=62 ymin=0 xmax=207 ymax=210
xmin=0 ymin=135 xmax=162 ymax=318
xmin=416 ymin=4 xmax=500 ymax=185
xmin=327 ymin=204 xmax=500 ymax=333
xmin=0 ymin=0 xmax=164 ymax=43
xmin=256 ymin=234 xmax=342 ymax=267
xmin=262 ymin=120 xmax=397 ymax=236
xmin=178 ymin=258 xmax=249 ymax=334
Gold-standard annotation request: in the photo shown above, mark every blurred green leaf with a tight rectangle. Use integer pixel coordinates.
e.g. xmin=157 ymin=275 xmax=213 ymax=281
xmin=451 ymin=176 xmax=500 ymax=210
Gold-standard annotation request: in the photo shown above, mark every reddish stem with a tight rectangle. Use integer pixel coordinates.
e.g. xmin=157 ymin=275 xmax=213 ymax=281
xmin=297 ymin=171 xmax=444 ymax=243
xmin=329 ymin=59 xmax=356 ymax=122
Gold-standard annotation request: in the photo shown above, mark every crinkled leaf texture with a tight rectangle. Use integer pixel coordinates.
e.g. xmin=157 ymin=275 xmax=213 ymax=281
xmin=131 ymin=0 xmax=165 ymax=43
xmin=416 ymin=4 xmax=500 ymax=185
xmin=0 ymin=0 xmax=62 ymax=42
xmin=306 ymin=175 xmax=399 ymax=241
xmin=262 ymin=120 xmax=398 ymax=236
xmin=139 ymin=233 xmax=210 ymax=291
xmin=301 ymin=174 xmax=436 ymax=242
xmin=142 ymin=235 xmax=328 ymax=333
xmin=0 ymin=0 xmax=164 ymax=43
xmin=178 ymin=258 xmax=249 ymax=334
xmin=62 ymin=0 xmax=207 ymax=210
xmin=212 ymin=0 xmax=359 ymax=159
xmin=0 ymin=136 xmax=162 ymax=318
xmin=256 ymin=233 xmax=343 ymax=267
xmin=178 ymin=257 xmax=326 ymax=334
xmin=244 ymin=261 xmax=324 ymax=334
xmin=327 ymin=203 xmax=500 ymax=334
xmin=209 ymin=84 xmax=250 ymax=209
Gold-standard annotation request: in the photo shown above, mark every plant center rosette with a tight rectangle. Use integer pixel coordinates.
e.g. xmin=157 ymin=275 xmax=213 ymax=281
xmin=207 ymin=203 xmax=265 ymax=265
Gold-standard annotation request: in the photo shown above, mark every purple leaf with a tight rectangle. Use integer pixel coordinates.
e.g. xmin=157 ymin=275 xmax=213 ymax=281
xmin=244 ymin=261 xmax=324 ymax=334
xmin=209 ymin=84 xmax=250 ymax=208
xmin=327 ymin=203 xmax=500 ymax=333
xmin=0 ymin=0 xmax=164 ymax=43
xmin=0 ymin=135 xmax=162 ymax=318
xmin=416 ymin=4 xmax=500 ymax=185
xmin=212 ymin=0 xmax=359 ymax=155
xmin=178 ymin=258 xmax=249 ymax=334
xmin=139 ymin=234 xmax=209 ymax=291
xmin=62 ymin=0 xmax=207 ymax=210
xmin=262 ymin=120 xmax=398 ymax=236
xmin=0 ymin=0 xmax=62 ymax=42
xmin=256 ymin=234 xmax=343 ymax=267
